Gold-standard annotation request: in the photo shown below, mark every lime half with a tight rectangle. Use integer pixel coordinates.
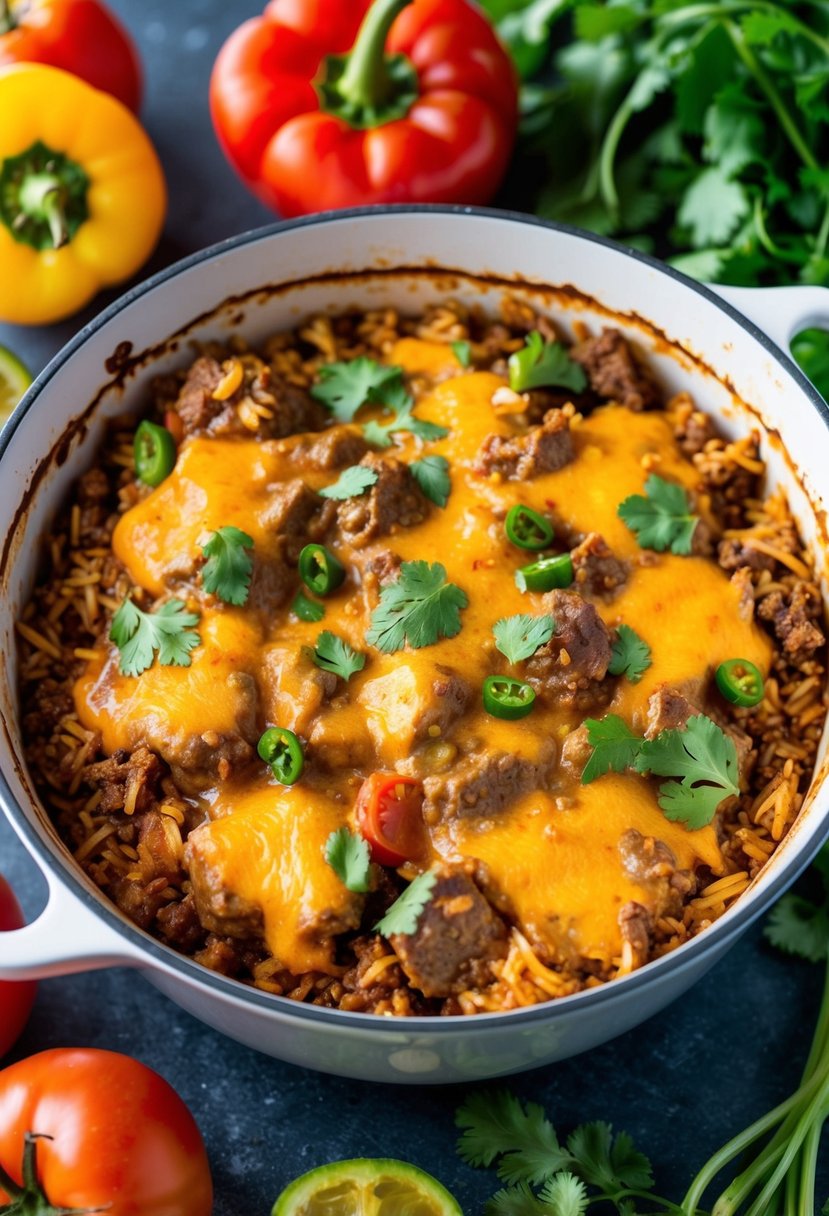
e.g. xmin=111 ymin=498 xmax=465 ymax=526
xmin=272 ymin=1158 xmax=464 ymax=1216
xmin=0 ymin=344 xmax=32 ymax=424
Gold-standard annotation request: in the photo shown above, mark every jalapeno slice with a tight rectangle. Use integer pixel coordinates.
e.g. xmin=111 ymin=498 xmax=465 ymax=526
xmin=258 ymin=727 xmax=305 ymax=785
xmin=515 ymin=553 xmax=574 ymax=593
xmin=298 ymin=544 xmax=345 ymax=596
xmin=715 ymin=658 xmax=765 ymax=707
xmin=505 ymin=504 xmax=555 ymax=551
xmin=134 ymin=420 xmax=176 ymax=487
xmin=482 ymin=675 xmax=536 ymax=720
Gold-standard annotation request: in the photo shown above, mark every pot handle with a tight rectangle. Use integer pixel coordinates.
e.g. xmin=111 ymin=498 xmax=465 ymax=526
xmin=710 ymin=284 xmax=829 ymax=357
xmin=0 ymin=869 xmax=144 ymax=980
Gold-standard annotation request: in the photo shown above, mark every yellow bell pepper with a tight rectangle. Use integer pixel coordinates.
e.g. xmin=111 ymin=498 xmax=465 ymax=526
xmin=0 ymin=63 xmax=166 ymax=325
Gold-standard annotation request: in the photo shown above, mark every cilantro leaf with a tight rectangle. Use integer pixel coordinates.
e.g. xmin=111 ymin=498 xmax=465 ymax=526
xmin=366 ymin=561 xmax=468 ymax=653
xmin=634 ymin=714 xmax=740 ymax=829
xmin=765 ymin=893 xmax=829 ymax=965
xmin=374 ymin=870 xmax=437 ymax=936
xmin=291 ymin=591 xmax=325 ymax=623
xmin=678 ymin=165 xmax=750 ymax=247
xmin=493 ymin=614 xmax=555 ymax=664
xmin=565 ymin=1122 xmax=654 ymax=1194
xmin=537 ymin=1172 xmax=589 ymax=1216
xmin=456 ymin=1091 xmax=571 ymax=1184
xmin=508 ymin=332 xmax=588 ymax=394
xmin=324 ymin=827 xmax=371 ymax=893
xmin=581 ymin=715 xmax=643 ymax=785
xmin=318 ymin=464 xmax=379 ymax=500
xmin=312 ymin=630 xmax=366 ymax=682
xmin=363 ymin=378 xmax=450 ymax=448
xmin=201 ymin=526 xmax=254 ymax=606
xmin=608 ymin=624 xmax=651 ymax=683
xmin=485 ymin=1183 xmax=548 ymax=1215
xmin=110 ymin=596 xmax=201 ymax=677
xmin=452 ymin=339 xmax=472 ymax=368
xmin=311 ymin=357 xmax=401 ymax=423
xmin=410 ymin=455 xmax=451 ymax=507
xmin=617 ymin=474 xmax=699 ymax=554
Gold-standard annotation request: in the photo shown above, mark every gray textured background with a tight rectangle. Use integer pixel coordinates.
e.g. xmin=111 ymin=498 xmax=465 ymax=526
xmin=1 ymin=2 xmax=826 ymax=1211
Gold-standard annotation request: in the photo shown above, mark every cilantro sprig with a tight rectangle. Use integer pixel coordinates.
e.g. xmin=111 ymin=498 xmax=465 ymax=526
xmin=110 ymin=596 xmax=201 ymax=677
xmin=291 ymin=591 xmax=325 ymax=623
xmin=312 ymin=631 xmax=366 ymax=682
xmin=581 ymin=715 xmax=643 ymax=785
xmin=324 ymin=827 xmax=371 ymax=894
xmin=366 ymin=561 xmax=468 ymax=654
xmin=362 ymin=378 xmax=449 ymax=448
xmin=617 ymin=474 xmax=700 ymax=555
xmin=508 ymin=331 xmax=588 ymax=394
xmin=319 ymin=465 xmax=379 ymax=501
xmin=452 ymin=340 xmax=472 ymax=368
xmin=493 ymin=613 xmax=555 ymax=665
xmin=374 ymin=870 xmax=437 ymax=937
xmin=311 ymin=357 xmax=448 ymax=447
xmin=410 ymin=455 xmax=451 ymax=508
xmin=201 ymin=526 xmax=254 ymax=606
xmin=608 ymin=624 xmax=652 ymax=683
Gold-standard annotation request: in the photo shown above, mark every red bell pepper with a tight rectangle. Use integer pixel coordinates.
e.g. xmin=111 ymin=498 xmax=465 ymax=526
xmin=0 ymin=0 xmax=142 ymax=113
xmin=210 ymin=0 xmax=518 ymax=217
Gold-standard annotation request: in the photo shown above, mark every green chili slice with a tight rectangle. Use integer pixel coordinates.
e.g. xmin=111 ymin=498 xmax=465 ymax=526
xmin=505 ymin=504 xmax=555 ymax=551
xmin=298 ymin=543 xmax=345 ymax=596
xmin=515 ymin=553 xmax=574 ymax=593
xmin=482 ymin=675 xmax=536 ymax=720
xmin=258 ymin=726 xmax=305 ymax=785
xmin=715 ymin=658 xmax=765 ymax=708
xmin=134 ymin=420 xmax=176 ymax=487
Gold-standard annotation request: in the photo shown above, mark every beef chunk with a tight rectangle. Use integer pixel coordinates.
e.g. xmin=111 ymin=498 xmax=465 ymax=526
xmin=570 ymin=532 xmax=628 ymax=598
xmin=291 ymin=426 xmax=369 ymax=471
xmin=618 ymin=901 xmax=652 ymax=966
xmin=110 ymin=875 xmax=171 ymax=931
xmin=260 ymin=478 xmax=335 ymax=563
xmin=758 ymin=583 xmax=825 ymax=663
xmin=156 ymin=893 xmax=204 ymax=952
xmin=355 ymin=548 xmax=402 ymax=610
xmin=645 ymin=685 xmax=753 ymax=784
xmin=475 ymin=409 xmax=574 ymax=480
xmin=525 ymin=589 xmax=613 ymax=710
xmin=82 ymin=746 xmax=165 ymax=814
xmin=261 ymin=645 xmax=339 ymax=737
xmin=422 ymin=740 xmax=557 ymax=824
xmin=618 ymin=828 xmax=696 ymax=919
xmin=174 ymin=356 xmax=326 ymax=439
xmin=389 ymin=863 xmax=508 ymax=997
xmin=718 ymin=538 xmax=775 ymax=574
xmin=674 ymin=405 xmax=715 ymax=456
xmin=359 ymin=662 xmax=471 ymax=759
xmin=571 ymin=328 xmax=660 ymax=411
xmin=187 ymin=845 xmax=265 ymax=939
xmin=174 ymin=357 xmax=231 ymax=435
xmin=337 ymin=455 xmax=429 ymax=548
xmin=161 ymin=671 xmax=259 ymax=789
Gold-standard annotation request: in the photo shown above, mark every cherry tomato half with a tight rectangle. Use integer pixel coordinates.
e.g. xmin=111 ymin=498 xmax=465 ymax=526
xmin=0 ymin=876 xmax=35 ymax=1059
xmin=356 ymin=772 xmax=427 ymax=867
xmin=0 ymin=1049 xmax=213 ymax=1215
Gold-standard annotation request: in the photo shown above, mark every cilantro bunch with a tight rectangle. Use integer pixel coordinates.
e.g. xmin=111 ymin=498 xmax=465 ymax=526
xmin=482 ymin=0 xmax=829 ymax=399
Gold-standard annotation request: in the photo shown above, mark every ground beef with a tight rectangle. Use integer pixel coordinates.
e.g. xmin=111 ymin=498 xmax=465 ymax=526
xmin=618 ymin=828 xmax=696 ymax=918
xmin=674 ymin=406 xmax=715 ymax=456
xmin=174 ymin=356 xmax=326 ymax=439
xmin=291 ymin=426 xmax=369 ymax=471
xmin=337 ymin=455 xmax=429 ymax=547
xmin=136 ymin=810 xmax=183 ymax=884
xmin=156 ymin=893 xmax=204 ymax=952
xmin=110 ymin=875 xmax=172 ymax=932
xmin=571 ymin=328 xmax=661 ymax=411
xmin=422 ymin=740 xmax=558 ymax=824
xmin=758 ymin=583 xmax=826 ymax=663
xmin=618 ymin=901 xmax=652 ymax=965
xmin=82 ymin=746 xmax=165 ymax=814
xmin=389 ymin=862 xmax=508 ymax=998
xmin=570 ymin=532 xmax=628 ymax=598
xmin=718 ymin=538 xmax=775 ymax=574
xmin=524 ymin=589 xmax=613 ymax=710
xmin=260 ymin=479 xmax=335 ymax=564
xmin=21 ymin=678 xmax=73 ymax=739
xmin=475 ymin=409 xmax=574 ymax=480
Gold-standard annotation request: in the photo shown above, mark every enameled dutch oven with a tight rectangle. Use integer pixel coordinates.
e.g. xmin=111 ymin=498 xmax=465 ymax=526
xmin=1 ymin=207 xmax=828 ymax=1083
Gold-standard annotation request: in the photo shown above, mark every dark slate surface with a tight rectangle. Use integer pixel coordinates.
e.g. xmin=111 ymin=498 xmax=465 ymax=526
xmin=0 ymin=2 xmax=826 ymax=1211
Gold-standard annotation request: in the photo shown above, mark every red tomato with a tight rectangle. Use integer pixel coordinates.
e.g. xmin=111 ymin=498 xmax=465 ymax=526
xmin=0 ymin=876 xmax=35 ymax=1059
xmin=0 ymin=1049 xmax=213 ymax=1215
xmin=356 ymin=772 xmax=427 ymax=866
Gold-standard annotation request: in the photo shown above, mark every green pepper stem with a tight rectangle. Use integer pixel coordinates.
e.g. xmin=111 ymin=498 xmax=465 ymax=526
xmin=17 ymin=174 xmax=68 ymax=250
xmin=0 ymin=0 xmax=15 ymax=34
xmin=336 ymin=0 xmax=413 ymax=111
xmin=0 ymin=1134 xmax=107 ymax=1215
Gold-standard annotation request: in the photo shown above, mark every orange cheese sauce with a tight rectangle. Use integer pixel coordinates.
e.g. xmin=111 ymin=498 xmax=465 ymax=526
xmin=75 ymin=339 xmax=772 ymax=969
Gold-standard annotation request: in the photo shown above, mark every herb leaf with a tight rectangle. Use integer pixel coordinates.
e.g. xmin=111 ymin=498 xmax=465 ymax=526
xmin=537 ymin=1172 xmax=589 ymax=1216
xmin=313 ymin=630 xmax=366 ymax=682
xmin=765 ymin=846 xmax=829 ymax=963
xmin=617 ymin=474 xmax=699 ymax=555
xmin=608 ymin=624 xmax=652 ymax=683
xmin=581 ymin=715 xmax=643 ymax=785
xmin=493 ymin=613 xmax=554 ymax=664
xmin=311 ymin=357 xmax=401 ymax=424
xmin=508 ymin=332 xmax=587 ymax=394
xmin=410 ymin=455 xmax=451 ymax=507
xmin=201 ymin=526 xmax=254 ymax=605
xmin=318 ymin=464 xmax=379 ymax=500
xmin=366 ymin=560 xmax=468 ymax=653
xmin=363 ymin=378 xmax=449 ymax=448
xmin=291 ymin=591 xmax=325 ymax=623
xmin=452 ymin=339 xmax=472 ymax=368
xmin=324 ymin=827 xmax=371 ymax=893
xmin=565 ymin=1123 xmax=653 ymax=1194
xmin=634 ymin=714 xmax=740 ymax=829
xmin=374 ymin=870 xmax=437 ymax=936
xmin=456 ymin=1090 xmax=572 ymax=1184
xmin=485 ymin=1182 xmax=549 ymax=1214
xmin=110 ymin=596 xmax=201 ymax=677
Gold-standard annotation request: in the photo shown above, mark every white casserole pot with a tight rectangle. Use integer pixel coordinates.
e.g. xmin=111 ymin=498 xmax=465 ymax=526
xmin=1 ymin=207 xmax=828 ymax=1084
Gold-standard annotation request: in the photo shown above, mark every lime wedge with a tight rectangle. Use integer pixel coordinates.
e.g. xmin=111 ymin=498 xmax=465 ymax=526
xmin=0 ymin=344 xmax=32 ymax=424
xmin=272 ymin=1158 xmax=464 ymax=1216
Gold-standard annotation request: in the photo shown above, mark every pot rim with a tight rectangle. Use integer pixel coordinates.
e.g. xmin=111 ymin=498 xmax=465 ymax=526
xmin=3 ymin=202 xmax=828 ymax=1033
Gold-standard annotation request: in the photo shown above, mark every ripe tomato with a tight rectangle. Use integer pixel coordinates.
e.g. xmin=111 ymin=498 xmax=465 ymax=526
xmin=356 ymin=773 xmax=427 ymax=866
xmin=0 ymin=876 xmax=35 ymax=1059
xmin=0 ymin=1049 xmax=213 ymax=1215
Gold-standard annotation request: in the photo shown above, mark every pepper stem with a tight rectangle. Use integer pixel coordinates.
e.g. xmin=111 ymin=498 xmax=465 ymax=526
xmin=0 ymin=0 xmax=15 ymax=35
xmin=17 ymin=174 xmax=68 ymax=249
xmin=336 ymin=0 xmax=413 ymax=111
xmin=0 ymin=1134 xmax=108 ymax=1215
